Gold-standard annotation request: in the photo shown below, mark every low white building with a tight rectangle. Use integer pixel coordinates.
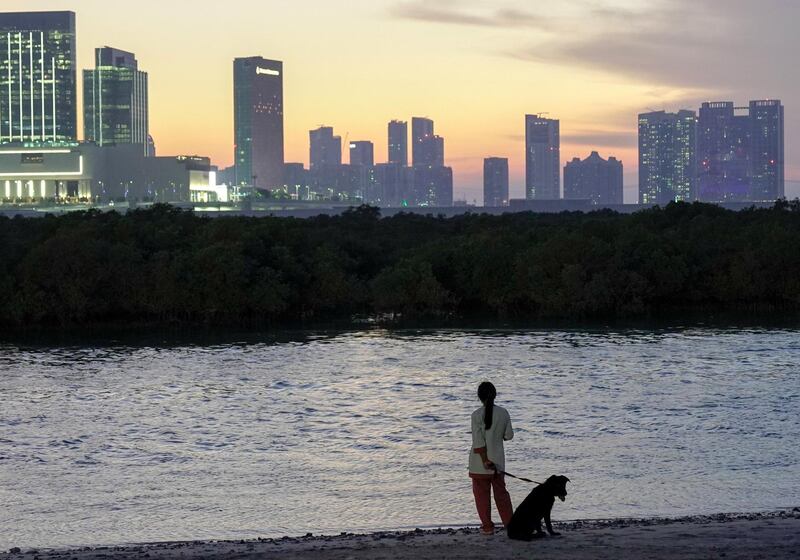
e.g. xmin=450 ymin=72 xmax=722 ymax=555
xmin=0 ymin=144 xmax=227 ymax=204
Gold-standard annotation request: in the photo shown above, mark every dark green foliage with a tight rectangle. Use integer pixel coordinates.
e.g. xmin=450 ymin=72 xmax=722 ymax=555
xmin=1 ymin=201 xmax=800 ymax=329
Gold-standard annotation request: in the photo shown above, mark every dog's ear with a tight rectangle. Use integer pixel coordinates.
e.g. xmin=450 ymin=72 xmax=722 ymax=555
xmin=564 ymin=477 xmax=571 ymax=483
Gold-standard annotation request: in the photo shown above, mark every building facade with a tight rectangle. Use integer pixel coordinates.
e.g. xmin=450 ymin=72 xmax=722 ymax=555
xmin=388 ymin=120 xmax=407 ymax=166
xmin=697 ymin=100 xmax=785 ymax=203
xmin=349 ymin=140 xmax=374 ymax=167
xmin=697 ymin=102 xmax=749 ymax=202
xmin=638 ymin=110 xmax=697 ymax=205
xmin=0 ymin=144 xmax=223 ymax=203
xmin=84 ymin=47 xmax=149 ymax=154
xmin=309 ymin=126 xmax=342 ymax=169
xmin=414 ymin=165 xmax=453 ymax=207
xmin=525 ymin=115 xmax=560 ymax=200
xmin=233 ymin=57 xmax=284 ymax=189
xmin=412 ymin=117 xmax=444 ymax=167
xmin=0 ymin=11 xmax=77 ymax=144
xmin=483 ymin=157 xmax=509 ymax=207
xmin=564 ymin=151 xmax=623 ymax=206
xmin=748 ymin=99 xmax=784 ymax=202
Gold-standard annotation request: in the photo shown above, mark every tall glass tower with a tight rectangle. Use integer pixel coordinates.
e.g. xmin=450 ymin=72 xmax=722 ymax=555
xmin=388 ymin=120 xmax=407 ymax=166
xmin=0 ymin=11 xmax=77 ymax=144
xmin=234 ymin=57 xmax=284 ymax=189
xmin=84 ymin=47 xmax=149 ymax=153
xmin=525 ymin=115 xmax=560 ymax=200
xmin=484 ymin=157 xmax=509 ymax=207
xmin=749 ymin=100 xmax=784 ymax=202
xmin=638 ymin=110 xmax=697 ymax=205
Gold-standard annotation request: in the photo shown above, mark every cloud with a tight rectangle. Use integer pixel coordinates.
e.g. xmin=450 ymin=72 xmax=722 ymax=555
xmin=511 ymin=0 xmax=800 ymax=92
xmin=389 ymin=0 xmax=550 ymax=30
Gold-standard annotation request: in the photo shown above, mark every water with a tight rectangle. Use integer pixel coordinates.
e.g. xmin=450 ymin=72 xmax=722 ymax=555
xmin=1 ymin=328 xmax=799 ymax=549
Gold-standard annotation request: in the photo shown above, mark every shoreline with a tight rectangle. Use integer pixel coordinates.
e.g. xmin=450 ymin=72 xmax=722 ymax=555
xmin=5 ymin=510 xmax=799 ymax=559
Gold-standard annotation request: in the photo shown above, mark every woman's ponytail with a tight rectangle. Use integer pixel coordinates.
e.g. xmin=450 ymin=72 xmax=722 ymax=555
xmin=477 ymin=382 xmax=497 ymax=430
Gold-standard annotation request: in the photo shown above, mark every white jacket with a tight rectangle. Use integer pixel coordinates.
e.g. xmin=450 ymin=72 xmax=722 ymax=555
xmin=468 ymin=404 xmax=514 ymax=474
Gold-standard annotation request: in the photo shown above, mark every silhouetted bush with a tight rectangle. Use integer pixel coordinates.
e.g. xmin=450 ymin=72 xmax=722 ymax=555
xmin=2 ymin=201 xmax=800 ymax=329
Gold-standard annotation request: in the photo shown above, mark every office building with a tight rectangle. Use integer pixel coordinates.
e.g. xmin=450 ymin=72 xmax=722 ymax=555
xmin=0 ymin=11 xmax=77 ymax=144
xmin=414 ymin=165 xmax=453 ymax=207
xmin=412 ymin=117 xmax=443 ymax=167
xmin=84 ymin=47 xmax=149 ymax=154
xmin=638 ymin=110 xmax=697 ymax=204
xmin=388 ymin=120 xmax=408 ymax=166
xmin=483 ymin=157 xmax=509 ymax=207
xmin=374 ymin=163 xmax=414 ymax=207
xmin=233 ymin=57 xmax=284 ymax=189
xmin=349 ymin=141 xmax=374 ymax=167
xmin=749 ymin=100 xmax=784 ymax=202
xmin=564 ymin=151 xmax=623 ymax=206
xmin=697 ymin=102 xmax=750 ymax=202
xmin=309 ymin=126 xmax=342 ymax=168
xmin=525 ymin=115 xmax=560 ymax=200
xmin=697 ymin=100 xmax=785 ymax=203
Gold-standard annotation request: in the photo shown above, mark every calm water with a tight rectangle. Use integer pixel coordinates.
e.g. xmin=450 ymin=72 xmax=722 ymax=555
xmin=1 ymin=328 xmax=799 ymax=549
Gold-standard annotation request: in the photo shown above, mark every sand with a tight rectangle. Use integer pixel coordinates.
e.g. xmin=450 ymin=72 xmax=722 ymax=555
xmin=4 ymin=511 xmax=799 ymax=560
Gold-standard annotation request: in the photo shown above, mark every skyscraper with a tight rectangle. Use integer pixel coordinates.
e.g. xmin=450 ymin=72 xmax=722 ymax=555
xmin=697 ymin=102 xmax=750 ymax=202
xmin=525 ymin=115 xmax=560 ymax=200
xmin=414 ymin=165 xmax=453 ymax=207
xmin=309 ymin=126 xmax=342 ymax=168
xmin=697 ymin=100 xmax=785 ymax=203
xmin=638 ymin=110 xmax=697 ymax=205
xmin=483 ymin=157 xmax=509 ymax=207
xmin=564 ymin=152 xmax=624 ymax=206
xmin=0 ymin=11 xmax=77 ymax=144
xmin=749 ymin=99 xmax=784 ymax=202
xmin=84 ymin=47 xmax=149 ymax=154
xmin=349 ymin=141 xmax=374 ymax=167
xmin=234 ymin=57 xmax=284 ymax=189
xmin=388 ymin=120 xmax=408 ymax=166
xmin=412 ymin=117 xmax=443 ymax=167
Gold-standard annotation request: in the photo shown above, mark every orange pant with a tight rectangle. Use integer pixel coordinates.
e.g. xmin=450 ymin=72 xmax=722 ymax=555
xmin=471 ymin=474 xmax=514 ymax=531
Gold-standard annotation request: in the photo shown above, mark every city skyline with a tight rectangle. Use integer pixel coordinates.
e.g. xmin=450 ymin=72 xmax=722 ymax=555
xmin=2 ymin=0 xmax=799 ymax=204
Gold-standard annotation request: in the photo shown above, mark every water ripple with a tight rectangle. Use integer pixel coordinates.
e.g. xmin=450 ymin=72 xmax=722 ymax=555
xmin=0 ymin=328 xmax=799 ymax=549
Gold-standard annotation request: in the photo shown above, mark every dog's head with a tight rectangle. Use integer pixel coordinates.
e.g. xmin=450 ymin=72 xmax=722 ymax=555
xmin=544 ymin=475 xmax=570 ymax=502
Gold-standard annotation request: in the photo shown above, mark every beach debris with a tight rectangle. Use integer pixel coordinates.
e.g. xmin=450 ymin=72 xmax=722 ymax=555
xmin=8 ymin=548 xmax=21 ymax=555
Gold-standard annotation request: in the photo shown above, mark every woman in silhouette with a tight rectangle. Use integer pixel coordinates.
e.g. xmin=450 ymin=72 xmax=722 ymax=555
xmin=469 ymin=381 xmax=514 ymax=535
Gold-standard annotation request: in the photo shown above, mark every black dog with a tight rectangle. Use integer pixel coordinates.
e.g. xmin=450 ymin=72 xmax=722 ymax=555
xmin=507 ymin=475 xmax=570 ymax=541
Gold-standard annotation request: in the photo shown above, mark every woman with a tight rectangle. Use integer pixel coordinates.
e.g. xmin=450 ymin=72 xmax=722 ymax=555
xmin=469 ymin=381 xmax=514 ymax=536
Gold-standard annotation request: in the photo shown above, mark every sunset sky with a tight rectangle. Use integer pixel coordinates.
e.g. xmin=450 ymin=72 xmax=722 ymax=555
xmin=7 ymin=0 xmax=798 ymax=203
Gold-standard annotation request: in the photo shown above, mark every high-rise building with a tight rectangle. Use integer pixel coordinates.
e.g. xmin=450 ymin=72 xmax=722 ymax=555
xmin=0 ymin=11 xmax=77 ymax=144
xmin=525 ymin=115 xmax=560 ymax=200
xmin=84 ymin=47 xmax=149 ymax=154
xmin=412 ymin=117 xmax=444 ymax=167
xmin=697 ymin=102 xmax=750 ymax=202
xmin=374 ymin=163 xmax=414 ymax=207
xmin=414 ymin=165 xmax=453 ymax=207
xmin=564 ymin=151 xmax=623 ymax=206
xmin=638 ymin=110 xmax=697 ymax=205
xmin=697 ymin=100 xmax=785 ymax=203
xmin=483 ymin=157 xmax=509 ymax=207
xmin=749 ymin=99 xmax=784 ymax=202
xmin=388 ymin=120 xmax=408 ymax=166
xmin=349 ymin=141 xmax=374 ymax=167
xmin=309 ymin=126 xmax=342 ymax=169
xmin=234 ymin=57 xmax=284 ymax=189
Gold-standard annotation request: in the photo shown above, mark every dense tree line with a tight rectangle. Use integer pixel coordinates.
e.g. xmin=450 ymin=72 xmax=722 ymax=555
xmin=1 ymin=201 xmax=799 ymax=329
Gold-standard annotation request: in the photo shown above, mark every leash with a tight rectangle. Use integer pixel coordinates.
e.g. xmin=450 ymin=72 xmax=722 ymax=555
xmin=495 ymin=468 xmax=542 ymax=485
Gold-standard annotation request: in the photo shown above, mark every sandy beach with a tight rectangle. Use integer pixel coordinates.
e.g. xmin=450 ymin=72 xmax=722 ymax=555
xmin=4 ymin=511 xmax=798 ymax=560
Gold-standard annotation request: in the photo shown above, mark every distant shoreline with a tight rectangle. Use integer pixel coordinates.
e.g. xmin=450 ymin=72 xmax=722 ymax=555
xmin=4 ymin=510 xmax=798 ymax=559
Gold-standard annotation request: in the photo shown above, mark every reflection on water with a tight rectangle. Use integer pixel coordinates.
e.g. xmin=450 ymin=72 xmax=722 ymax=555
xmin=1 ymin=328 xmax=799 ymax=548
